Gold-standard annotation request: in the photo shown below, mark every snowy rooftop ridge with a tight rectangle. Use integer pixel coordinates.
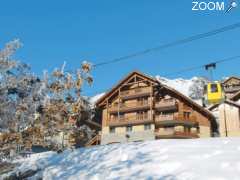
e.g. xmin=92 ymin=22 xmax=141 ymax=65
xmin=4 ymin=138 xmax=240 ymax=179
xmin=89 ymin=92 xmax=105 ymax=106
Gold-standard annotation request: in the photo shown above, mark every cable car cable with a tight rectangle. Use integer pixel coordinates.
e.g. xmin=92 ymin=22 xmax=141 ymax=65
xmin=93 ymin=22 xmax=240 ymax=68
xmin=163 ymin=55 xmax=240 ymax=77
xmin=85 ymin=55 xmax=240 ymax=96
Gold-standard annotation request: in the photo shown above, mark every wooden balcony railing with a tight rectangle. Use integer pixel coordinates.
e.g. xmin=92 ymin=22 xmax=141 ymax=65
xmin=155 ymin=114 xmax=174 ymax=122
xmin=155 ymin=130 xmax=199 ymax=138
xmin=174 ymin=131 xmax=199 ymax=138
xmin=155 ymin=99 xmax=178 ymax=111
xmin=177 ymin=115 xmax=197 ymax=122
xmin=108 ymin=115 xmax=152 ymax=127
xmin=155 ymin=114 xmax=197 ymax=126
xmin=109 ymin=101 xmax=150 ymax=113
xmin=224 ymin=85 xmax=240 ymax=92
xmin=120 ymin=87 xmax=151 ymax=99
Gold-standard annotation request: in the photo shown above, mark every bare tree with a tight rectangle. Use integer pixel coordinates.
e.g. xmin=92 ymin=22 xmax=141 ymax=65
xmin=0 ymin=39 xmax=43 ymax=132
xmin=0 ymin=40 xmax=96 ymax=151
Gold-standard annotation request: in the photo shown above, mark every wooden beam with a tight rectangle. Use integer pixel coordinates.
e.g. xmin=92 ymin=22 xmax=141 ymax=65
xmin=118 ymin=89 xmax=120 ymax=120
xmin=106 ymin=98 xmax=109 ymax=126
xmin=150 ymin=84 xmax=153 ymax=121
xmin=123 ymin=80 xmax=147 ymax=86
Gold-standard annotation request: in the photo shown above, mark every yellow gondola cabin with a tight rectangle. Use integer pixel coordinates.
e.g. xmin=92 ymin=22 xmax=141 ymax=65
xmin=204 ymin=82 xmax=224 ymax=104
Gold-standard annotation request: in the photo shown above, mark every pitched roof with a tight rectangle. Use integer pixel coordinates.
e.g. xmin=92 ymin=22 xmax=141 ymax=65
xmin=222 ymin=76 xmax=240 ymax=84
xmin=160 ymin=85 xmax=215 ymax=120
xmin=95 ymin=71 xmax=159 ymax=106
xmin=230 ymin=90 xmax=240 ymax=101
xmin=96 ymin=71 xmax=215 ymax=121
xmin=208 ymin=100 xmax=240 ymax=111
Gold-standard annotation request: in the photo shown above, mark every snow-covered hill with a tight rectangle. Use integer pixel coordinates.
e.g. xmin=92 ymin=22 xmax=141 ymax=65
xmin=155 ymin=76 xmax=207 ymax=99
xmin=3 ymin=138 xmax=240 ymax=180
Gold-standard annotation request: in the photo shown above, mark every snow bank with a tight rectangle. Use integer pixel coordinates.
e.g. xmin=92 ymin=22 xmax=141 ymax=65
xmin=3 ymin=138 xmax=240 ymax=180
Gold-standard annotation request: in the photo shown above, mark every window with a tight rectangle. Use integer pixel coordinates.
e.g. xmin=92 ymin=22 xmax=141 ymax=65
xmin=183 ymin=112 xmax=191 ymax=119
xmin=161 ymin=111 xmax=174 ymax=116
xmin=119 ymin=113 xmax=124 ymax=119
xmin=184 ymin=127 xmax=190 ymax=133
xmin=197 ymin=127 xmax=200 ymax=133
xmin=144 ymin=124 xmax=151 ymax=130
xmin=110 ymin=127 xmax=115 ymax=133
xmin=137 ymin=111 xmax=148 ymax=120
xmin=126 ymin=126 xmax=132 ymax=132
xmin=211 ymin=83 xmax=218 ymax=93
xmin=138 ymin=97 xmax=148 ymax=105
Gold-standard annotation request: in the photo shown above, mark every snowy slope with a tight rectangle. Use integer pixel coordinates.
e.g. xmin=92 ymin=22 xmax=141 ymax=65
xmin=156 ymin=76 xmax=194 ymax=96
xmin=155 ymin=76 xmax=206 ymax=98
xmin=3 ymin=138 xmax=240 ymax=180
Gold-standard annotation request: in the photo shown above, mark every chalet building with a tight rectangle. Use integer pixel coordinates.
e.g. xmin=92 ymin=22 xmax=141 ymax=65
xmin=222 ymin=76 xmax=240 ymax=99
xmin=209 ymin=100 xmax=240 ymax=137
xmin=230 ymin=90 xmax=240 ymax=103
xmin=96 ymin=71 xmax=217 ymax=145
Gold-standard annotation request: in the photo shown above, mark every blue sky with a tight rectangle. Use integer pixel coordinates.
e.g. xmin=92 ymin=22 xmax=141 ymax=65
xmin=0 ymin=0 xmax=240 ymax=96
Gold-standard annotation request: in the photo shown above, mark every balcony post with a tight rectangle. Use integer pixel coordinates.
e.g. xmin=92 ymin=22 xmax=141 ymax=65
xmin=118 ymin=89 xmax=120 ymax=120
xmin=107 ymin=98 xmax=109 ymax=125
xmin=150 ymin=84 xmax=153 ymax=121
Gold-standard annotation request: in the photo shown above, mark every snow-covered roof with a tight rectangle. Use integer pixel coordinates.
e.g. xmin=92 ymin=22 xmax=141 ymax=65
xmin=208 ymin=100 xmax=240 ymax=111
xmin=89 ymin=92 xmax=105 ymax=106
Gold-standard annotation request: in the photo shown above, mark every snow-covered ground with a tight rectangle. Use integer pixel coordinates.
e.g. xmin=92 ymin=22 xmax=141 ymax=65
xmin=3 ymin=138 xmax=240 ymax=180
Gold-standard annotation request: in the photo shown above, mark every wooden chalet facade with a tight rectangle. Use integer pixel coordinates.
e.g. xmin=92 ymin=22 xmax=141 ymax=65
xmin=209 ymin=100 xmax=240 ymax=137
xmin=222 ymin=76 xmax=240 ymax=99
xmin=96 ymin=71 xmax=217 ymax=145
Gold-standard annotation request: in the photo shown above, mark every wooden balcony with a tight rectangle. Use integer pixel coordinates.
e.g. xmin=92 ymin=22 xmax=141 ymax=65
xmin=108 ymin=115 xmax=153 ymax=127
xmin=155 ymin=99 xmax=178 ymax=111
xmin=224 ymin=85 xmax=240 ymax=93
xmin=109 ymin=102 xmax=150 ymax=113
xmin=155 ymin=130 xmax=199 ymax=139
xmin=155 ymin=114 xmax=175 ymax=121
xmin=155 ymin=114 xmax=198 ymax=127
xmin=120 ymin=87 xmax=151 ymax=100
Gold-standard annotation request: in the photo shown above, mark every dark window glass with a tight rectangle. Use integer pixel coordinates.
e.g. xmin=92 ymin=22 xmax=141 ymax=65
xmin=211 ymin=84 xmax=218 ymax=93
xmin=137 ymin=111 xmax=148 ymax=120
xmin=110 ymin=127 xmax=115 ymax=133
xmin=183 ymin=112 xmax=191 ymax=119
xmin=184 ymin=127 xmax=190 ymax=133
xmin=119 ymin=113 xmax=124 ymax=119
xmin=126 ymin=126 xmax=132 ymax=132
xmin=144 ymin=124 xmax=151 ymax=130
